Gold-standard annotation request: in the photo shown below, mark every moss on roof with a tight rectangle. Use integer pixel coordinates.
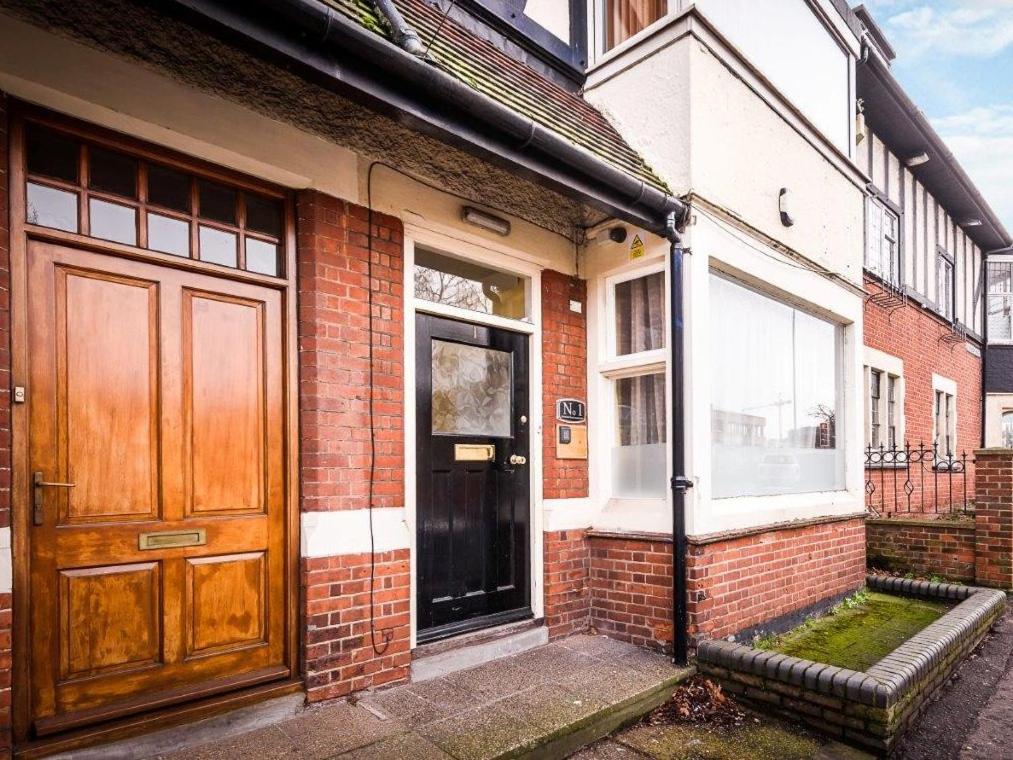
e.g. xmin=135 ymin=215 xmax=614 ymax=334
xmin=323 ymin=0 xmax=669 ymax=193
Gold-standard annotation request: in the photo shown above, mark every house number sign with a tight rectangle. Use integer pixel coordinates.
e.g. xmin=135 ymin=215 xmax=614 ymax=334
xmin=556 ymin=398 xmax=586 ymax=424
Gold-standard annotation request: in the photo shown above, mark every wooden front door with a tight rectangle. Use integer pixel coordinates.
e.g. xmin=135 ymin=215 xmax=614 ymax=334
xmin=415 ymin=314 xmax=531 ymax=642
xmin=25 ymin=239 xmax=288 ymax=735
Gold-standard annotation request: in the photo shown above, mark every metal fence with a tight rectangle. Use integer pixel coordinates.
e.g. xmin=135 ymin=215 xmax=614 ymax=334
xmin=865 ymin=443 xmax=971 ymax=517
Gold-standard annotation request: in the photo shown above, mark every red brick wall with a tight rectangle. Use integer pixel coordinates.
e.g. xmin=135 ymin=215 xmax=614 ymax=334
xmin=974 ymin=449 xmax=1013 ymax=590
xmin=543 ymin=530 xmax=590 ymax=639
xmin=302 ymin=550 xmax=410 ymax=699
xmin=866 ymin=518 xmax=976 ymax=583
xmin=687 ymin=517 xmax=866 ymax=641
xmin=297 ymin=190 xmax=404 ymax=513
xmin=588 ymin=534 xmax=673 ymax=652
xmin=296 ymin=190 xmax=409 ymax=700
xmin=0 ymin=91 xmax=11 ymax=756
xmin=864 ymin=280 xmax=980 ymax=515
xmin=541 ymin=270 xmax=588 ymax=500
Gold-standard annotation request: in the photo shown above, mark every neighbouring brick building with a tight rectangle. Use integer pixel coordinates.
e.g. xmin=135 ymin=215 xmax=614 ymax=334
xmin=0 ymin=0 xmax=1007 ymax=757
xmin=855 ymin=5 xmax=1010 ymax=521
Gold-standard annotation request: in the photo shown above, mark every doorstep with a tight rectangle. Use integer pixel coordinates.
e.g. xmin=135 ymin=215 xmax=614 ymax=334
xmin=157 ymin=634 xmax=693 ymax=760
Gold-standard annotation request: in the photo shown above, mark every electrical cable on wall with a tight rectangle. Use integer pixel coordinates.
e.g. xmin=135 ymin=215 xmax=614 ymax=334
xmin=365 ymin=161 xmax=394 ymax=656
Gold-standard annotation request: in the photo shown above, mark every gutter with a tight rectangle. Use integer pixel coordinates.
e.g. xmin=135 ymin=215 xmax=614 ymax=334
xmin=166 ymin=0 xmax=687 ymax=236
xmin=858 ymin=47 xmax=1011 ymax=250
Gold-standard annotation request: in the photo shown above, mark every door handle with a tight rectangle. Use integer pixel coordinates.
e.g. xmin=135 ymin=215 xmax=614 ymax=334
xmin=509 ymin=454 xmax=527 ymax=466
xmin=32 ymin=471 xmax=76 ymax=526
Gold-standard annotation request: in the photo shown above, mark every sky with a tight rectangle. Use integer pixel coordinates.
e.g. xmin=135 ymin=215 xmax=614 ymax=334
xmin=861 ymin=0 xmax=1013 ymax=238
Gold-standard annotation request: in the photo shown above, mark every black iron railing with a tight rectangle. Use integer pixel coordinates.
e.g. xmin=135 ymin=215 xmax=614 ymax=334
xmin=865 ymin=443 xmax=971 ymax=517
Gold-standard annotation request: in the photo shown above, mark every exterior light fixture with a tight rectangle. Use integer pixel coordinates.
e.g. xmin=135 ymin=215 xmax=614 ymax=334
xmin=905 ymin=152 xmax=930 ymax=167
xmin=778 ymin=187 xmax=795 ymax=227
xmin=462 ymin=206 xmax=511 ymax=236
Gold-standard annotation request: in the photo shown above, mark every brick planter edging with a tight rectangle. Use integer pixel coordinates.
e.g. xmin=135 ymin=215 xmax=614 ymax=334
xmin=697 ymin=575 xmax=1005 ymax=752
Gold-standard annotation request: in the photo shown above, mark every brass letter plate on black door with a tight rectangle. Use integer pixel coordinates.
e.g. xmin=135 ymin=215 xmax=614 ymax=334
xmin=454 ymin=444 xmax=495 ymax=461
xmin=138 ymin=529 xmax=207 ymax=550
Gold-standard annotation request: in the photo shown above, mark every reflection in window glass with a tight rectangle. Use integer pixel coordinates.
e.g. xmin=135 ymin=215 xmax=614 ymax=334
xmin=26 ymin=126 xmax=79 ymax=182
xmin=148 ymin=213 xmax=190 ymax=257
xmin=88 ymin=147 xmax=137 ymax=198
xmin=604 ymin=0 xmax=668 ymax=52
xmin=1002 ymin=412 xmax=1013 ymax=449
xmin=246 ymin=238 xmax=278 ymax=276
xmin=613 ymin=373 xmax=666 ymax=498
xmin=710 ymin=274 xmax=843 ymax=498
xmin=198 ymin=180 xmax=237 ymax=225
xmin=26 ymin=183 xmax=78 ymax=232
xmin=431 ymin=340 xmax=511 ymax=437
xmin=148 ymin=164 xmax=192 ymax=212
xmin=244 ymin=193 xmax=283 ymax=237
xmin=615 ymin=272 xmax=664 ymax=355
xmin=89 ymin=198 xmax=137 ymax=245
xmin=198 ymin=225 xmax=237 ymax=267
xmin=414 ymin=247 xmax=527 ymax=320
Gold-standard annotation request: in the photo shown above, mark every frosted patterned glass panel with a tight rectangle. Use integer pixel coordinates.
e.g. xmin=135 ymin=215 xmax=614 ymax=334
xmin=613 ymin=373 xmax=667 ymax=498
xmin=432 ymin=341 xmax=512 ymax=436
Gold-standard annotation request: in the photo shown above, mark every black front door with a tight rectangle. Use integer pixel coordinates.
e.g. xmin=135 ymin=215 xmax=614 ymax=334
xmin=416 ymin=314 xmax=531 ymax=642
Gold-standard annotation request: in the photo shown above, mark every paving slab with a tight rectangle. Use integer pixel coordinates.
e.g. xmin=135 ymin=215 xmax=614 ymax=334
xmin=157 ymin=633 xmax=690 ymax=760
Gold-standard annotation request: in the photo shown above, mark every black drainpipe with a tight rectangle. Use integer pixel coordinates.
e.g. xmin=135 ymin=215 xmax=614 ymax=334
xmin=665 ymin=210 xmax=692 ymax=667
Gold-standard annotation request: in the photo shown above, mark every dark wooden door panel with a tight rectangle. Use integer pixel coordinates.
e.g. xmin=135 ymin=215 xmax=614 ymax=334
xmin=27 ymin=240 xmax=288 ymax=732
xmin=416 ymin=314 xmax=530 ymax=641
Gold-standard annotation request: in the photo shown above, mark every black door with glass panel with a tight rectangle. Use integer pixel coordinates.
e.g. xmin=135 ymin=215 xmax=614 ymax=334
xmin=416 ymin=314 xmax=530 ymax=642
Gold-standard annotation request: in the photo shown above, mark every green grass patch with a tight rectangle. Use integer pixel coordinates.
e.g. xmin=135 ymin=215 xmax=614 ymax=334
xmin=754 ymin=590 xmax=953 ymax=672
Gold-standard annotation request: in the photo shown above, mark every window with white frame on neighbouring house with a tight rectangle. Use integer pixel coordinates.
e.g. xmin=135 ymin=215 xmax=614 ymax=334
xmin=603 ymin=268 xmax=667 ymax=499
xmin=600 ymin=0 xmax=668 ymax=52
xmin=865 ymin=366 xmax=902 ymax=450
xmin=933 ymin=384 xmax=956 ymax=459
xmin=1002 ymin=411 xmax=1013 ymax=448
xmin=710 ymin=273 xmax=844 ymax=498
xmin=937 ymin=250 xmax=954 ymax=321
xmin=987 ymin=260 xmax=1013 ymax=341
xmin=866 ymin=196 xmax=900 ymax=286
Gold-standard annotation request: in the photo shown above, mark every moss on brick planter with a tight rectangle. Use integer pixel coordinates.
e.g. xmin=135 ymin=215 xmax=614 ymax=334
xmin=756 ymin=591 xmax=953 ymax=672
xmin=698 ymin=576 xmax=1006 ymax=753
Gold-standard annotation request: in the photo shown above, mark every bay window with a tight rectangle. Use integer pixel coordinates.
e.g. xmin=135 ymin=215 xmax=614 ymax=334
xmin=1002 ymin=411 xmax=1013 ymax=449
xmin=987 ymin=260 xmax=1013 ymax=341
xmin=604 ymin=267 xmax=667 ymax=499
xmin=710 ymin=273 xmax=844 ymax=498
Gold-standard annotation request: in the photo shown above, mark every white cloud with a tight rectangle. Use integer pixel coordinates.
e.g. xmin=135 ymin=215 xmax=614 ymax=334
xmin=866 ymin=1 xmax=1013 ymax=58
xmin=931 ymin=105 xmax=1013 ymax=232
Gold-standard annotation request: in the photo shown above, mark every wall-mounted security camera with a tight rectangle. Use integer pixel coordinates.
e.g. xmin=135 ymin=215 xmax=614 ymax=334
xmin=779 ymin=188 xmax=795 ymax=227
xmin=608 ymin=226 xmax=628 ymax=244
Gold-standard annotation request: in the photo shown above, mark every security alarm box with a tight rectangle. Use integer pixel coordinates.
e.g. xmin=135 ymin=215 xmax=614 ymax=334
xmin=556 ymin=424 xmax=587 ymax=460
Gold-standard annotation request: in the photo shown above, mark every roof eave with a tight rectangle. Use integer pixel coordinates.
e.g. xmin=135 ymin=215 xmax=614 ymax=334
xmin=858 ymin=52 xmax=1011 ymax=251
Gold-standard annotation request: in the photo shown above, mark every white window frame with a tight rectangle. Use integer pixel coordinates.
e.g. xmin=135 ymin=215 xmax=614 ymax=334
xmin=865 ymin=195 xmax=901 ymax=287
xmin=598 ymin=261 xmax=669 ymax=503
xmin=931 ymin=373 xmax=957 ymax=460
xmin=863 ymin=347 xmax=904 ymax=451
xmin=987 ymin=257 xmax=1013 ymax=345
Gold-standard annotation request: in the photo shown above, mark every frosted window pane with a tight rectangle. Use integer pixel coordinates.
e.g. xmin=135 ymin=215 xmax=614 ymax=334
xmin=710 ymin=274 xmax=843 ymax=498
xmin=613 ymin=373 xmax=666 ymax=498
xmin=199 ymin=225 xmax=237 ymax=267
xmin=432 ymin=341 xmax=511 ymax=436
xmin=148 ymin=213 xmax=190 ymax=257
